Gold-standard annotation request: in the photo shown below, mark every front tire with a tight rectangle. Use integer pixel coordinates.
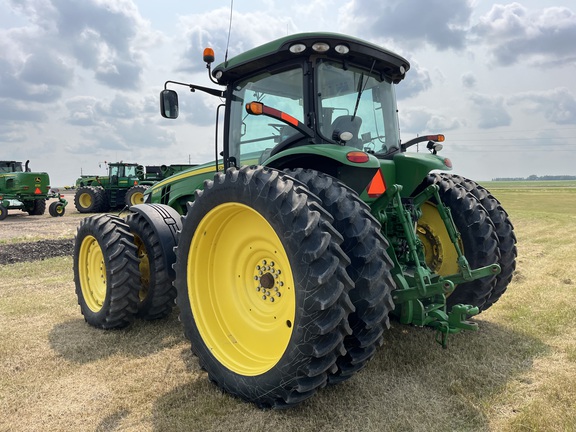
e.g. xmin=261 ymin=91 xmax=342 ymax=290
xmin=0 ymin=204 xmax=7 ymax=221
xmin=74 ymin=186 xmax=105 ymax=213
xmin=49 ymin=201 xmax=65 ymax=217
xmin=125 ymin=185 xmax=149 ymax=207
xmin=73 ymin=214 xmax=140 ymax=328
xmin=174 ymin=166 xmax=354 ymax=408
xmin=285 ymin=168 xmax=395 ymax=384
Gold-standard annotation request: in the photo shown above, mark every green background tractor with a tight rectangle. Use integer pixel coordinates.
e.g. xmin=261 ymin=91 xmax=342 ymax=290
xmin=74 ymin=162 xmax=195 ymax=213
xmin=0 ymin=160 xmax=67 ymax=220
xmin=73 ymin=33 xmax=517 ymax=408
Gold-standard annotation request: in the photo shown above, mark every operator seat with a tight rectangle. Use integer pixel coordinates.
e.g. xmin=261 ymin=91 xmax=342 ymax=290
xmin=331 ymin=115 xmax=362 ymax=149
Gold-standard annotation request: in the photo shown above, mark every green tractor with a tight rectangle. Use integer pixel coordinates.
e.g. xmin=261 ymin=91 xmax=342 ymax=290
xmin=73 ymin=33 xmax=516 ymax=408
xmin=74 ymin=162 xmax=195 ymax=213
xmin=0 ymin=160 xmax=67 ymax=220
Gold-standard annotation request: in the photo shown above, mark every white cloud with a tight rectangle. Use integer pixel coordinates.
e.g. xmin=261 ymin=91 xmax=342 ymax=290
xmin=472 ymin=3 xmax=576 ymax=67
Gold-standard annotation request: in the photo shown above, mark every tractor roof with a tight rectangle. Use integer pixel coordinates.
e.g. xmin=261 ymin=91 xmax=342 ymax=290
xmin=212 ymin=32 xmax=410 ymax=85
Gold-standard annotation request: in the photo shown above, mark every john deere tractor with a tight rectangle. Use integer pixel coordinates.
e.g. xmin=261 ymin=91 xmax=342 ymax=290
xmin=73 ymin=33 xmax=516 ymax=408
xmin=74 ymin=162 xmax=195 ymax=213
xmin=0 ymin=160 xmax=67 ymax=220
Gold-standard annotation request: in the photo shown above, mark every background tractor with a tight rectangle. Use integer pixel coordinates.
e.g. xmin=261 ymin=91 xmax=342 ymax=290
xmin=73 ymin=33 xmax=516 ymax=408
xmin=74 ymin=162 xmax=194 ymax=213
xmin=0 ymin=160 xmax=67 ymax=220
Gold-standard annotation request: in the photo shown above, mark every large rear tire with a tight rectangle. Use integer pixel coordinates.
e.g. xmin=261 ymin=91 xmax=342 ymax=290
xmin=27 ymin=199 xmax=46 ymax=216
xmin=415 ymin=176 xmax=500 ymax=311
xmin=285 ymin=168 xmax=395 ymax=384
xmin=174 ymin=166 xmax=354 ymax=408
xmin=0 ymin=204 xmax=7 ymax=221
xmin=436 ymin=173 xmax=517 ymax=311
xmin=73 ymin=214 xmax=140 ymax=329
xmin=126 ymin=205 xmax=180 ymax=320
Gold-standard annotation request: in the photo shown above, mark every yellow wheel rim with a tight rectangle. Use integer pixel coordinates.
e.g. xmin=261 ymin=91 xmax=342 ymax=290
xmin=188 ymin=202 xmax=295 ymax=376
xmin=133 ymin=234 xmax=150 ymax=301
xmin=56 ymin=205 xmax=64 ymax=215
xmin=130 ymin=192 xmax=144 ymax=205
xmin=78 ymin=235 xmax=107 ymax=312
xmin=79 ymin=193 xmax=93 ymax=209
xmin=417 ymin=202 xmax=462 ymax=276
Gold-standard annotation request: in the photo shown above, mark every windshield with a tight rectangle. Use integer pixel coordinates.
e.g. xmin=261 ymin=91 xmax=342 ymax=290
xmin=316 ymin=60 xmax=400 ymax=153
xmin=0 ymin=162 xmax=22 ymax=173
xmin=229 ymin=66 xmax=304 ymax=162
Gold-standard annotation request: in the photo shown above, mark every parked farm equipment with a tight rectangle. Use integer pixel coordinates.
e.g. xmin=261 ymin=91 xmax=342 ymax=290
xmin=74 ymin=162 xmax=194 ymax=213
xmin=0 ymin=160 xmax=67 ymax=220
xmin=73 ymin=33 xmax=516 ymax=408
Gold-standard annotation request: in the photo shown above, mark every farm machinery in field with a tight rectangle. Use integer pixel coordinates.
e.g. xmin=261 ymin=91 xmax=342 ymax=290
xmin=0 ymin=160 xmax=67 ymax=220
xmin=73 ymin=33 xmax=517 ymax=408
xmin=73 ymin=162 xmax=194 ymax=213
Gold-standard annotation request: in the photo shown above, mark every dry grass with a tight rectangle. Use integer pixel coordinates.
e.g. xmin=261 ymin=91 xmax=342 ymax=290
xmin=1 ymin=184 xmax=575 ymax=431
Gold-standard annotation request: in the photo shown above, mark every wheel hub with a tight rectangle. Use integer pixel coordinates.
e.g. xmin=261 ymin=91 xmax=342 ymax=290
xmin=254 ymin=260 xmax=285 ymax=303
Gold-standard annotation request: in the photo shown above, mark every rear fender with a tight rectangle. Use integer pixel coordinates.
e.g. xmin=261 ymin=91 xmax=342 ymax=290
xmin=129 ymin=204 xmax=182 ymax=281
xmin=264 ymin=144 xmax=380 ymax=195
xmin=393 ymin=153 xmax=452 ymax=197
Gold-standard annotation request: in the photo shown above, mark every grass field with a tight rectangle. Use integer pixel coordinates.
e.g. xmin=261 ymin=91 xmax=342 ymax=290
xmin=1 ymin=182 xmax=575 ymax=431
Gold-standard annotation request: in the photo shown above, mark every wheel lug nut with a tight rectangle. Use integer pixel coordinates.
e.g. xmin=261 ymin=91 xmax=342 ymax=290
xmin=262 ymin=260 xmax=267 ymax=265
xmin=270 ymin=297 xmax=275 ymax=302
xmin=276 ymin=292 xmax=281 ymax=297
xmin=270 ymin=261 xmax=275 ymax=266
xmin=254 ymin=276 xmax=259 ymax=280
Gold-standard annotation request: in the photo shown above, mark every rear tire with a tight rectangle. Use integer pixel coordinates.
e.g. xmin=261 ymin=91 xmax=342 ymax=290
xmin=126 ymin=205 xmax=180 ymax=320
xmin=285 ymin=168 xmax=395 ymax=384
xmin=0 ymin=204 xmax=7 ymax=221
xmin=27 ymin=199 xmax=46 ymax=216
xmin=434 ymin=173 xmax=517 ymax=311
xmin=174 ymin=166 xmax=354 ymax=408
xmin=75 ymin=186 xmax=105 ymax=213
xmin=415 ymin=175 xmax=500 ymax=310
xmin=73 ymin=214 xmax=140 ymax=329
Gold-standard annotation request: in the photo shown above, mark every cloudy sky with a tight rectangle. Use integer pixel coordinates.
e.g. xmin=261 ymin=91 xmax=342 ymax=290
xmin=1 ymin=0 xmax=575 ymax=186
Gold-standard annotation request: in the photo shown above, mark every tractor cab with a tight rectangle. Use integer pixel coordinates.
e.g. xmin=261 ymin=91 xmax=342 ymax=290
xmin=161 ymin=33 xmax=410 ymax=170
xmin=107 ymin=163 xmax=141 ymax=187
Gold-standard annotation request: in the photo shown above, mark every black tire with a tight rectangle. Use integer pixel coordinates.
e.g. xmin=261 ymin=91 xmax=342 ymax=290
xmin=27 ymin=199 xmax=46 ymax=216
xmin=174 ymin=166 xmax=354 ymax=408
xmin=285 ymin=168 xmax=395 ymax=384
xmin=74 ymin=186 xmax=105 ymax=213
xmin=49 ymin=201 xmax=65 ymax=217
xmin=415 ymin=175 xmax=500 ymax=311
xmin=435 ymin=173 xmax=517 ymax=311
xmin=0 ymin=204 xmax=7 ymax=221
xmin=126 ymin=205 xmax=180 ymax=320
xmin=125 ymin=185 xmax=149 ymax=207
xmin=73 ymin=214 xmax=140 ymax=329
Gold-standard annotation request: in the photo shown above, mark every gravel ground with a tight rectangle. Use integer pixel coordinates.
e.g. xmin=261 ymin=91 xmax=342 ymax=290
xmin=0 ymin=192 xmax=90 ymax=264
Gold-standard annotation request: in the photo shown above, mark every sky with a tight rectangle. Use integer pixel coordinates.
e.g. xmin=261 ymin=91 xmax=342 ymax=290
xmin=1 ymin=0 xmax=575 ymax=186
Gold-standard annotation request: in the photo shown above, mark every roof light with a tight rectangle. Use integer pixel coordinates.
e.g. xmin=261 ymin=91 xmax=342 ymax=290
xmin=203 ymin=48 xmax=215 ymax=64
xmin=312 ymin=42 xmax=330 ymax=53
xmin=334 ymin=44 xmax=349 ymax=54
xmin=289 ymin=43 xmax=306 ymax=53
xmin=215 ymin=70 xmax=223 ymax=79
xmin=346 ymin=151 xmax=369 ymax=163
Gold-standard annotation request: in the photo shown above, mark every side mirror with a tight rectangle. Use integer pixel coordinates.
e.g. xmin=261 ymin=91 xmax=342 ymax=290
xmin=160 ymin=89 xmax=179 ymax=119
